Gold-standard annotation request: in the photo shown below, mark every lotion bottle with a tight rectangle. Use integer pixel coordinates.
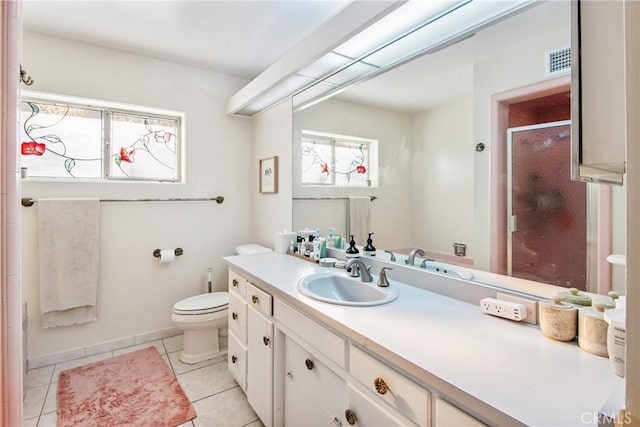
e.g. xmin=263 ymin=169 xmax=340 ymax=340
xmin=363 ymin=232 xmax=376 ymax=256
xmin=345 ymin=234 xmax=360 ymax=258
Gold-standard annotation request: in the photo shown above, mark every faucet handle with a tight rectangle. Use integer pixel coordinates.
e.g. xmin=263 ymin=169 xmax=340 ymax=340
xmin=384 ymin=250 xmax=396 ymax=262
xmin=377 ymin=267 xmax=393 ymax=287
xmin=347 ymin=262 xmax=360 ymax=277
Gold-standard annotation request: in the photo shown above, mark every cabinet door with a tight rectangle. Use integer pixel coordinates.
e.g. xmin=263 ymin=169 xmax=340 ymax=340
xmin=345 ymin=384 xmax=416 ymax=426
xmin=571 ymin=0 xmax=626 ymax=184
xmin=228 ymin=291 xmax=247 ymax=342
xmin=285 ymin=373 xmax=341 ymax=427
xmin=228 ymin=332 xmax=247 ymax=392
xmin=283 ymin=336 xmax=345 ymax=424
xmin=435 ymin=398 xmax=486 ymax=427
xmin=247 ymin=305 xmax=274 ymax=427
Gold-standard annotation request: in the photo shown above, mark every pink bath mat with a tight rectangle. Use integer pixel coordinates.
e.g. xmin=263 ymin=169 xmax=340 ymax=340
xmin=57 ymin=346 xmax=196 ymax=426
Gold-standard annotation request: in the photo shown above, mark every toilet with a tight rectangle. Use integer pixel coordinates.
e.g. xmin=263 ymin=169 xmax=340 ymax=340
xmin=171 ymin=244 xmax=272 ymax=365
xmin=171 ymin=292 xmax=229 ymax=364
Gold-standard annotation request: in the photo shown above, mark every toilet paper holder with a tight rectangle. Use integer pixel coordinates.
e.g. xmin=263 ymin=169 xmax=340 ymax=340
xmin=153 ymin=248 xmax=184 ymax=258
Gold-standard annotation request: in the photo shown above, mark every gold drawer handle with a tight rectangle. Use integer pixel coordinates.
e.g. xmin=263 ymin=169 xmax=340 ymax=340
xmin=305 ymin=358 xmax=314 ymax=370
xmin=263 ymin=336 xmax=270 ymax=346
xmin=232 ymin=279 xmax=238 ymax=287
xmin=231 ymin=355 xmax=237 ymax=364
xmin=374 ymin=377 xmax=389 ymax=395
xmin=232 ymin=312 xmax=238 ymax=320
xmin=345 ymin=409 xmax=357 ymax=425
xmin=252 ymin=295 xmax=259 ymax=304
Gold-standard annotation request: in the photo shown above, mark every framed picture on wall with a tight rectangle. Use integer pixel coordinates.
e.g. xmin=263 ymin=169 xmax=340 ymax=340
xmin=259 ymin=156 xmax=278 ymax=194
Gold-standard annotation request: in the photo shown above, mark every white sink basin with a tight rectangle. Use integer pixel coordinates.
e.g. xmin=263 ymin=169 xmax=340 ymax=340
xmin=297 ymin=273 xmax=399 ymax=306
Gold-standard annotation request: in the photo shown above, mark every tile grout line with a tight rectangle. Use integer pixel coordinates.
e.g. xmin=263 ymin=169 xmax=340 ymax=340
xmin=188 ymin=384 xmax=240 ymax=405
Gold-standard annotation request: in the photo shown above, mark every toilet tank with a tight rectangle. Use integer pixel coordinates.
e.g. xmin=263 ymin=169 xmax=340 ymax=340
xmin=235 ymin=244 xmax=273 ymax=255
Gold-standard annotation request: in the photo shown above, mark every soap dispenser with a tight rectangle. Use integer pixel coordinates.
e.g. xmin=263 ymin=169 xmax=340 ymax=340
xmin=345 ymin=234 xmax=360 ymax=258
xmin=363 ymin=233 xmax=376 ymax=256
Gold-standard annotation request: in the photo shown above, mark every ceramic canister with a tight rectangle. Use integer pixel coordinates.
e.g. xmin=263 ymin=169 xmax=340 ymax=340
xmin=539 ymin=296 xmax=577 ymax=341
xmin=578 ymin=302 xmax=609 ymax=357
xmin=558 ymin=287 xmax=592 ymax=306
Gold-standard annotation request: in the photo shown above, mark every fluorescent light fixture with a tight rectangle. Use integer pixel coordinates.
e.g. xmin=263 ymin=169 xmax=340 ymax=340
xmin=364 ymin=0 xmax=537 ymax=68
xmin=233 ymin=0 xmax=539 ymax=116
xmin=333 ymin=0 xmax=463 ymax=60
xmin=293 ymin=0 xmax=537 ymax=112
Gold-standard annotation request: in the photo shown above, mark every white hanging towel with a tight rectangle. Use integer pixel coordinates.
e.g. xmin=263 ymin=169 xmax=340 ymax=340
xmin=348 ymin=196 xmax=371 ymax=247
xmin=38 ymin=198 xmax=100 ymax=328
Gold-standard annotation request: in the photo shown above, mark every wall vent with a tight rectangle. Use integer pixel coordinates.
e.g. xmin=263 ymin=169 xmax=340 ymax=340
xmin=545 ymin=47 xmax=571 ymax=77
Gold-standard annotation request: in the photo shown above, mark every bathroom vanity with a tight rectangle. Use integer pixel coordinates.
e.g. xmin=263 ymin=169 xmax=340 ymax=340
xmin=224 ymin=252 xmax=623 ymax=426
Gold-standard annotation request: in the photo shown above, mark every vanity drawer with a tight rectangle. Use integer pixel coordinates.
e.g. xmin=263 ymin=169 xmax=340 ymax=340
xmin=228 ymin=270 xmax=247 ymax=297
xmin=247 ymin=282 xmax=272 ymax=316
xmin=274 ymin=299 xmax=346 ymax=367
xmin=228 ymin=291 xmax=247 ymax=342
xmin=228 ymin=331 xmax=247 ymax=391
xmin=350 ymin=345 xmax=430 ymax=426
xmin=284 ymin=335 xmax=345 ymax=417
xmin=347 ymin=383 xmax=417 ymax=427
xmin=435 ymin=398 xmax=487 ymax=427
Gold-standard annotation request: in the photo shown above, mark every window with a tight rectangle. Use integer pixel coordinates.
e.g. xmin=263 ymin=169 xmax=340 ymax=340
xmin=301 ymin=130 xmax=378 ymax=187
xmin=19 ymin=92 xmax=183 ymax=182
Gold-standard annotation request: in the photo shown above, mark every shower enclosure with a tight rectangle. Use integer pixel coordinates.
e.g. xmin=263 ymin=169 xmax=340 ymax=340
xmin=507 ymin=120 xmax=587 ymax=289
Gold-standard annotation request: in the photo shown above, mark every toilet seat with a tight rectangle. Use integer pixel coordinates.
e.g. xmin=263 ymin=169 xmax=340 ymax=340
xmin=173 ymin=292 xmax=229 ymax=316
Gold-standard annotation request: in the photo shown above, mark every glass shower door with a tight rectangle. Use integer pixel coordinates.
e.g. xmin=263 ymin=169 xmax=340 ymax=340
xmin=507 ymin=121 xmax=587 ymax=288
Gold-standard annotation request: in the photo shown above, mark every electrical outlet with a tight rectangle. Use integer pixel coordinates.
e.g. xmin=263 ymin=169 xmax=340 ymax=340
xmin=480 ymin=297 xmax=528 ymax=322
xmin=497 ymin=292 xmax=538 ymax=325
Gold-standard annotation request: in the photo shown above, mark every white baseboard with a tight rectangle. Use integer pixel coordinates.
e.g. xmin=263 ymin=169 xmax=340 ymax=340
xmin=27 ymin=326 xmax=181 ymax=370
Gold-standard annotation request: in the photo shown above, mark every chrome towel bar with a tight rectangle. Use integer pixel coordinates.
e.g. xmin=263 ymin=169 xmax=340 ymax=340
xmin=21 ymin=196 xmax=224 ymax=207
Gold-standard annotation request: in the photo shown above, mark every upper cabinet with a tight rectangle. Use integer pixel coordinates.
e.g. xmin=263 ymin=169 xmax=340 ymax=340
xmin=572 ymin=0 xmax=626 ymax=185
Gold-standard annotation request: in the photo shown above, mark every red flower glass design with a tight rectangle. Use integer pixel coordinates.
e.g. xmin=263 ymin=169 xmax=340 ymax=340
xmin=356 ymin=165 xmax=366 ymax=174
xmin=120 ymin=147 xmax=135 ymax=163
xmin=321 ymin=163 xmax=329 ymax=173
xmin=154 ymin=130 xmax=173 ymax=143
xmin=21 ymin=141 xmax=46 ymax=156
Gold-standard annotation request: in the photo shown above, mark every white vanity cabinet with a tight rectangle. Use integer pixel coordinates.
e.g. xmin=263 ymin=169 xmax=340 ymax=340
xmin=275 ymin=299 xmax=429 ymax=427
xmin=227 ymin=270 xmax=274 ymax=427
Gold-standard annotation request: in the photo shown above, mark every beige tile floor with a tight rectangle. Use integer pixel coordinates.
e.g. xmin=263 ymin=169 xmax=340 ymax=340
xmin=23 ymin=335 xmax=264 ymax=427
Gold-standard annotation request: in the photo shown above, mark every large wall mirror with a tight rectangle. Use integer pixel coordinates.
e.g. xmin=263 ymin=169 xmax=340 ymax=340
xmin=292 ymin=1 xmax=626 ymax=294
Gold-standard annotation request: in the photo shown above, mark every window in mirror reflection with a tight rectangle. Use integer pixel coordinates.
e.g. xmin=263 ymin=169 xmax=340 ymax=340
xmin=301 ymin=130 xmax=378 ymax=187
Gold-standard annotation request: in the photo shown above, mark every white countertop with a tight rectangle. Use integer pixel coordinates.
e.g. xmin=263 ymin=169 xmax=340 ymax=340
xmin=224 ymin=252 xmax=623 ymax=427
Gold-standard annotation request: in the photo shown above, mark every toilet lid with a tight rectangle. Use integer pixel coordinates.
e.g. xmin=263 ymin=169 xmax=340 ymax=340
xmin=174 ymin=292 xmax=229 ymax=312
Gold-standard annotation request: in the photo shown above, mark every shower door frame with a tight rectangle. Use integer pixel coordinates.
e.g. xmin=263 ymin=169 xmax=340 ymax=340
xmin=506 ymin=119 xmax=594 ymax=285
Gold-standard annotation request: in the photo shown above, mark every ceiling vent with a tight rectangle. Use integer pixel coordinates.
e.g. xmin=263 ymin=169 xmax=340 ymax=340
xmin=545 ymin=46 xmax=571 ymax=77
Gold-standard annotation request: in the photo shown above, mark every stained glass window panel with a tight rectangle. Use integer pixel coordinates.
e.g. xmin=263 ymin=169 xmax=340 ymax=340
xmin=301 ymin=136 xmax=334 ymax=185
xmin=301 ymin=131 xmax=374 ymax=187
xmin=19 ymin=101 xmax=102 ymax=178
xmin=334 ymin=139 xmax=369 ymax=186
xmin=19 ymin=93 xmax=183 ymax=182
xmin=109 ymin=112 xmax=179 ymax=181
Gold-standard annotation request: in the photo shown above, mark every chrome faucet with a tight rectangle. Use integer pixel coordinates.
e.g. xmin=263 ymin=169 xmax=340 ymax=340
xmin=405 ymin=248 xmax=425 ymax=266
xmin=384 ymin=250 xmax=396 ymax=262
xmin=345 ymin=258 xmax=373 ymax=282
xmin=420 ymin=258 xmax=435 ymax=268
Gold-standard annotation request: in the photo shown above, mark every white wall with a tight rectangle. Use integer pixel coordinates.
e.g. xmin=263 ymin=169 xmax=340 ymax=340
xmin=292 ymin=98 xmax=413 ymax=250
xmin=411 ymin=97 xmax=474 ymax=256
xmin=472 ymin=1 xmax=571 ymax=270
xmin=21 ymin=32 xmax=253 ymax=359
xmin=251 ymin=101 xmax=292 ymax=247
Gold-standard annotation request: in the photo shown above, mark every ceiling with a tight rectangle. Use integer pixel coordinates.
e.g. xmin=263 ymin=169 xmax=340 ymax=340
xmin=21 ymin=0 xmax=351 ymax=79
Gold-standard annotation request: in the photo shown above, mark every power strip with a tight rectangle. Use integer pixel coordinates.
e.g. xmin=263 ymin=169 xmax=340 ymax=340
xmin=480 ymin=297 xmax=528 ymax=322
